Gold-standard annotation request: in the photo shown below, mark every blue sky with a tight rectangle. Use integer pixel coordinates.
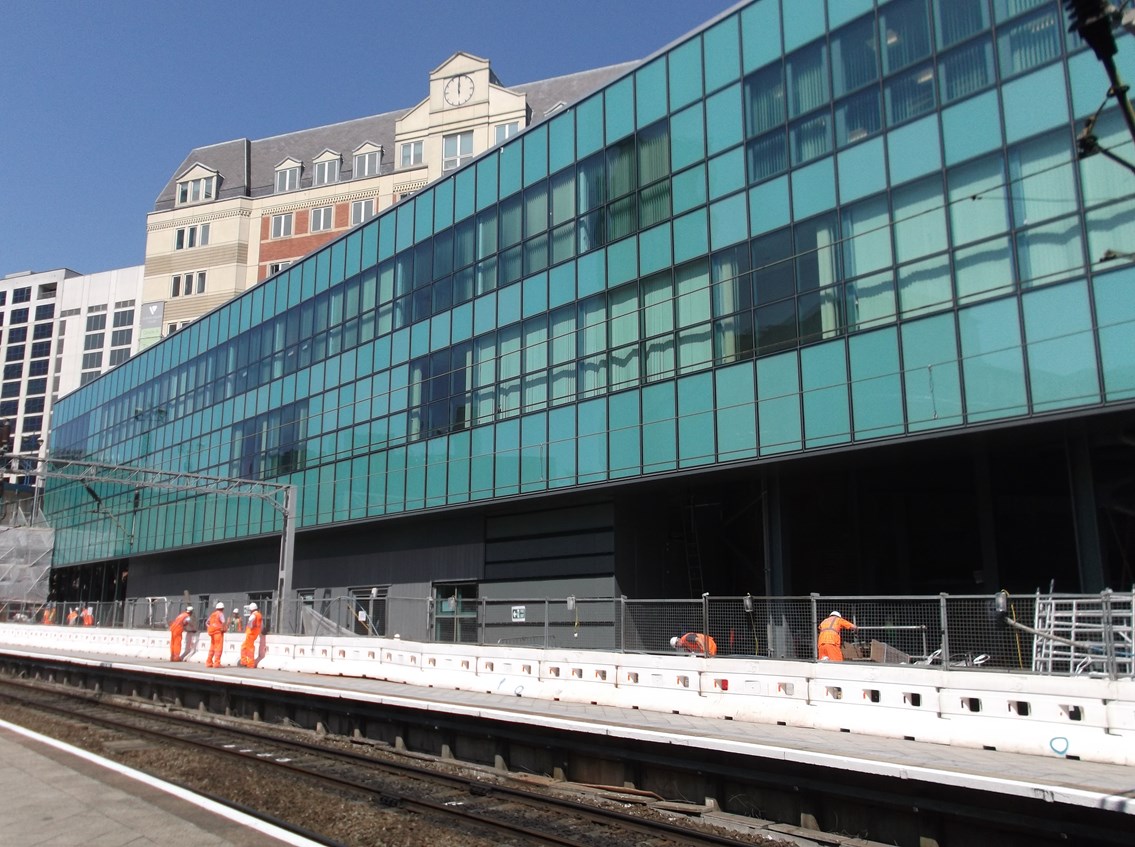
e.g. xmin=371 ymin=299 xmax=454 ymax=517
xmin=0 ymin=0 xmax=740 ymax=278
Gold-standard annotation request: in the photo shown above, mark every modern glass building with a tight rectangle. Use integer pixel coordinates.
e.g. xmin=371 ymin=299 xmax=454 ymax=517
xmin=46 ymin=0 xmax=1135 ymax=612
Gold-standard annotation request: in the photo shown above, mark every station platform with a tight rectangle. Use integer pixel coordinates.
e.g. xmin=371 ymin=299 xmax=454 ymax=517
xmin=0 ymin=719 xmax=320 ymax=846
xmin=4 ymin=640 xmax=1133 ymax=820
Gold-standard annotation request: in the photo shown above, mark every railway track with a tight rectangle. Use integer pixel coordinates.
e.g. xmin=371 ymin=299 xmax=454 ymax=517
xmin=0 ymin=675 xmax=792 ymax=847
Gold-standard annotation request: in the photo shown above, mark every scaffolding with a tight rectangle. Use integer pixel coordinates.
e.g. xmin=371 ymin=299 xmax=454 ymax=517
xmin=0 ymin=496 xmax=54 ymax=611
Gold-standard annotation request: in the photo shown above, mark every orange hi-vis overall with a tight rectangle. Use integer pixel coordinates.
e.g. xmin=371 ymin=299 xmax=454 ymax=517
xmin=240 ymin=609 xmax=263 ymax=667
xmin=169 ymin=611 xmax=193 ymax=662
xmin=675 ymin=632 xmax=718 ymax=657
xmin=817 ymin=615 xmax=856 ymax=661
xmin=206 ymin=609 xmax=226 ymax=667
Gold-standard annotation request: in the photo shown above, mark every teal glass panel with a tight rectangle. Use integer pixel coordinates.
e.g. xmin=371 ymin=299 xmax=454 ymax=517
xmin=677 ymin=371 xmax=714 ymax=467
xmin=547 ymin=405 xmax=576 ymax=487
xmin=434 ymin=179 xmax=454 ymax=230
xmin=708 ymin=147 xmax=745 ymax=200
xmin=605 ymin=76 xmax=635 ymax=143
xmin=791 ymin=156 xmax=835 ymax=220
xmin=426 ymin=437 xmax=448 ymax=507
xmin=958 ymin=298 xmax=1028 ymax=422
xmin=849 ymin=327 xmax=904 ymax=439
xmin=706 ymin=83 xmax=743 ymax=155
xmin=549 ymin=260 xmax=576 ymax=308
xmin=314 ymin=250 xmax=331 ymax=293
xmin=520 ymin=412 xmax=548 ymax=493
xmin=636 ymin=57 xmax=669 ymax=127
xmin=396 ymin=202 xmax=414 ymax=251
xmin=522 ymin=124 xmax=548 ymax=188
xmin=741 ymin=0 xmax=781 ymax=73
xmin=841 ymin=194 xmax=892 ymax=277
xmin=639 ymin=222 xmax=672 ymax=275
xmin=607 ymin=236 xmax=638 ymax=286
xmin=384 ymin=446 xmax=406 ymax=513
xmin=669 ymin=36 xmax=704 ymax=111
xmin=893 ymin=175 xmax=947 ymax=263
xmin=470 ymin=424 xmax=495 ymax=500
xmin=715 ymin=361 xmax=757 ymax=461
xmin=829 ymin=0 xmax=873 ymax=28
xmin=577 ymin=249 xmax=606 ymax=297
xmin=499 ymin=142 xmax=521 ymax=198
xmin=476 ymin=155 xmax=499 ymax=211
xmin=948 ymin=153 xmax=1008 ymax=246
xmin=783 ymin=0 xmax=825 ymax=51
xmin=451 ymin=166 xmax=474 ymax=221
xmin=447 ymin=430 xmax=470 ymax=503
xmin=609 ymin=391 xmax=641 ymax=478
xmin=757 ymin=351 xmax=801 ymax=454
xmin=1093 ymin=265 xmax=1135 ymax=400
xmin=748 ymin=175 xmax=790 ymax=236
xmin=671 ymin=103 xmax=706 ymax=171
xmin=494 ymin=418 xmax=520 ymax=497
xmin=837 ymin=137 xmax=886 ymax=203
xmin=710 ymin=193 xmax=748 ymax=250
xmin=498 ymin=282 xmax=521 ymax=326
xmin=405 ymin=441 xmax=427 ymax=511
xmin=1086 ymin=197 xmax=1135 ymax=271
xmin=887 ymin=115 xmax=942 ymax=185
xmin=576 ymin=95 xmax=604 ymax=158
xmin=378 ymin=212 xmax=396 ymax=259
xmin=522 ymin=271 xmax=548 ymax=318
xmin=329 ymin=241 xmax=347 ymax=287
xmin=1080 ymin=110 xmax=1135 ymax=209
xmin=548 ymin=111 xmax=575 ymax=173
xmin=344 ymin=230 xmax=362 ymax=278
xmin=1017 ymin=217 xmax=1084 ymax=289
xmin=1023 ymin=280 xmax=1100 ymax=412
xmin=673 ymin=164 xmax=708 ymax=214
xmin=641 ymin=382 xmax=676 ymax=473
xmin=577 ymin=397 xmax=608 ymax=483
xmin=391 ymin=327 xmax=410 ymax=365
xmin=704 ymin=14 xmax=741 ymax=92
xmin=474 ymin=291 xmax=497 ymax=335
xmin=430 ymin=311 xmax=451 ymax=350
xmin=801 ymin=340 xmax=850 ymax=447
xmin=954 ymin=236 xmax=1014 ymax=304
xmin=1002 ymin=64 xmax=1069 ymax=144
xmin=414 ymin=190 xmax=434 ymax=241
xmin=673 ymin=207 xmax=709 ymax=264
xmin=941 ymin=90 xmax=1002 ymax=165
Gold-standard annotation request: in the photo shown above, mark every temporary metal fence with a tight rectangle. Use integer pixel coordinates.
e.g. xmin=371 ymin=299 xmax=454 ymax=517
xmin=7 ymin=591 xmax=1131 ymax=679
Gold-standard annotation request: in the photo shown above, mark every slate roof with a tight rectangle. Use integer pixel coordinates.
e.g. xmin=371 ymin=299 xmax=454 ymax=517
xmin=152 ymin=60 xmax=638 ymax=212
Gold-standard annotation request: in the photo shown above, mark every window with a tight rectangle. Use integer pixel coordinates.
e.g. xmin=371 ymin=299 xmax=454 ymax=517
xmin=108 ymin=348 xmax=130 ymax=366
xmin=442 ymin=131 xmax=473 ymax=171
xmin=12 ymin=288 xmax=30 ymax=303
xmin=354 ymin=150 xmax=380 ymax=177
xmin=111 ymin=329 xmax=132 ymax=347
xmin=310 ymin=206 xmax=333 ymax=232
xmin=2 ymin=364 xmax=19 ymax=379
xmin=171 ymin=272 xmax=206 ymax=297
xmin=400 ymin=140 xmax=423 ymax=168
xmin=177 ymin=176 xmax=215 ymax=204
xmin=175 ymin=223 xmax=210 ymax=249
xmin=10 ymin=309 xmax=28 ymax=325
xmin=495 ymin=122 xmax=520 ymax=144
xmin=34 ymin=304 xmax=54 ymax=321
xmin=350 ymin=199 xmax=374 ymax=225
xmin=81 ymin=352 xmax=102 ymax=370
xmin=30 ymin=341 xmax=50 ymax=358
xmin=313 ymin=159 xmax=339 ymax=186
xmin=84 ymin=333 xmax=104 ymax=351
xmin=112 ymin=309 xmax=133 ymax=327
xmin=33 ymin=323 xmax=51 ymax=339
xmin=275 ymin=166 xmax=301 ymax=193
xmin=268 ymin=261 xmax=292 ymax=275
xmin=85 ymin=314 xmax=106 ymax=332
xmin=271 ymin=213 xmax=294 ymax=238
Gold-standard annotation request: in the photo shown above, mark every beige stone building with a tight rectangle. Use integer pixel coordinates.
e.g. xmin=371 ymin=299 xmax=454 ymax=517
xmin=141 ymin=53 xmax=631 ymax=349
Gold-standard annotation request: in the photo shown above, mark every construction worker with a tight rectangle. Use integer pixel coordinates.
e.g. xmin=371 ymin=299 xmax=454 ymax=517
xmin=670 ymin=632 xmax=718 ymax=657
xmin=239 ymin=602 xmax=263 ymax=667
xmin=41 ymin=606 xmax=56 ymax=625
xmin=169 ymin=606 xmax=194 ymax=662
xmin=206 ymin=602 xmax=226 ymax=668
xmin=65 ymin=607 xmax=79 ymax=625
xmin=817 ymin=611 xmax=857 ymax=661
xmin=80 ymin=607 xmax=94 ymax=626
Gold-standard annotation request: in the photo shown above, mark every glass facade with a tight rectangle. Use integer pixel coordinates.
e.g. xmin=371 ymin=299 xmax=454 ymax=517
xmin=47 ymin=0 xmax=1135 ymax=568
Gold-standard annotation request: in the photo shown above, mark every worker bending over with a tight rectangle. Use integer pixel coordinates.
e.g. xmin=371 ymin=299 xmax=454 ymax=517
xmin=169 ymin=606 xmax=194 ymax=662
xmin=817 ymin=611 xmax=856 ymax=661
xmin=670 ymin=632 xmax=718 ymax=657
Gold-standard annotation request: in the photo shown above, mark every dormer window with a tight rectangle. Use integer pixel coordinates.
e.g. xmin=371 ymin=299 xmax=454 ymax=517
xmin=177 ymin=176 xmax=215 ymax=204
xmin=312 ymin=150 xmax=341 ymax=186
xmin=353 ymin=142 xmax=382 ymax=179
xmin=275 ymin=158 xmax=302 ymax=193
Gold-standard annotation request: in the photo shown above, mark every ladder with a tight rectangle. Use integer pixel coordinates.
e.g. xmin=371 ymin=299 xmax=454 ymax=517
xmin=1031 ymin=592 xmax=1134 ymax=675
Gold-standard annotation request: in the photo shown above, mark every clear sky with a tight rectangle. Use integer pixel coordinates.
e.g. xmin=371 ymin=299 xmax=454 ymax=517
xmin=0 ymin=0 xmax=740 ymax=279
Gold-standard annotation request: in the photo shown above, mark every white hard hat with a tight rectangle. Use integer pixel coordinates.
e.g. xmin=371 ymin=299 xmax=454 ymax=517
xmin=185 ymin=606 xmax=193 ymax=613
xmin=830 ymin=611 xmax=841 ymax=617
xmin=670 ymin=636 xmax=679 ymax=648
xmin=248 ymin=602 xmax=257 ymax=611
xmin=215 ymin=602 xmax=225 ymax=609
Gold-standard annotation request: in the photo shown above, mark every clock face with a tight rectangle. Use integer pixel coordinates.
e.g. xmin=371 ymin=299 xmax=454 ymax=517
xmin=443 ymin=74 xmax=474 ymax=106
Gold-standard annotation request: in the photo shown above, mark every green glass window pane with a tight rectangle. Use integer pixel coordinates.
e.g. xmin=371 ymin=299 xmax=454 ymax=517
xmin=1023 ymin=280 xmax=1099 ymax=411
xmin=748 ymin=175 xmax=789 ymax=237
xmin=669 ymin=37 xmax=704 ymax=111
xmin=414 ymin=191 xmax=434 ymax=243
xmin=677 ymin=371 xmax=714 ymax=467
xmin=715 ymin=361 xmax=756 ymax=461
xmin=849 ymin=327 xmax=904 ymax=439
xmin=757 ymin=350 xmax=801 ymax=454
xmin=955 ymin=236 xmax=1014 ymax=304
xmin=704 ymin=15 xmax=741 ymax=93
xmin=521 ymin=412 xmax=549 ymax=491
xmin=426 ymin=438 xmax=448 ymax=507
xmin=841 ymin=194 xmax=892 ymax=277
xmin=790 ymin=156 xmax=835 ymax=220
xmin=835 ymin=89 xmax=882 ymax=148
xmin=605 ymin=76 xmax=635 ymax=143
xmin=549 ymin=261 xmax=575 ymax=309
xmin=609 ymin=391 xmax=641 ymax=478
xmin=786 ymin=41 xmax=828 ymax=118
xmin=577 ymin=397 xmax=608 ymax=483
xmin=1080 ymin=110 xmax=1135 ymax=208
xmin=447 ymin=430 xmax=470 ymax=502
xmin=434 ymin=179 xmax=454 ymax=230
xmin=708 ymin=148 xmax=745 ymax=201
xmin=832 ymin=14 xmax=878 ymax=97
xmin=1008 ymin=130 xmax=1077 ymax=227
xmin=710 ymin=193 xmax=748 ymax=250
xmin=470 ymin=425 xmax=494 ymax=500
xmin=405 ymin=441 xmax=427 ymax=510
xmin=846 ymin=270 xmax=895 ymax=330
xmin=522 ymin=271 xmax=548 ymax=318
xmin=547 ymin=406 xmax=576 ymax=487
xmin=499 ymin=142 xmax=521 ymax=199
xmin=454 ymin=169 xmax=476 ymax=221
xmin=1093 ymin=266 xmax=1135 ymax=400
xmin=745 ymin=63 xmax=786 ymax=138
xmin=636 ymin=57 xmax=668 ymax=127
xmin=801 ymin=339 xmax=850 ymax=448
xmin=1016 ymin=217 xmax=1084 ymax=289
xmin=887 ymin=114 xmax=941 ymax=185
xmin=639 ymin=222 xmax=672 ymax=276
xmin=1086 ymin=197 xmax=1135 ymax=270
xmin=671 ymin=103 xmax=706 ymax=171
xmin=1001 ymin=64 xmax=1069 ymax=143
xmin=384 ymin=446 xmax=406 ymax=513
xmin=784 ymin=0 xmax=825 ymax=51
xmin=576 ymin=95 xmax=604 ymax=158
xmin=958 ymin=298 xmax=1027 ymax=422
xmin=495 ymin=418 xmax=519 ymax=496
xmin=673 ymin=164 xmax=707 ymax=215
xmin=396 ymin=202 xmax=414 ymax=252
xmin=476 ymin=155 xmax=499 ymax=211
xmin=948 ymin=153 xmax=1008 ymax=246
xmin=898 ymin=255 xmax=952 ymax=317
xmin=741 ymin=0 xmax=781 ymax=73
xmin=881 ymin=0 xmax=932 ymax=74
xmin=548 ymin=111 xmax=575 ymax=173
xmin=638 ymin=119 xmax=670 ymax=185
xmin=523 ymin=124 xmax=548 ymax=187
xmin=344 ymin=230 xmax=362 ymax=278
xmin=607 ymin=236 xmax=637 ymax=286
xmin=893 ymin=175 xmax=947 ymax=263
xmin=939 ymin=37 xmax=995 ymax=104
